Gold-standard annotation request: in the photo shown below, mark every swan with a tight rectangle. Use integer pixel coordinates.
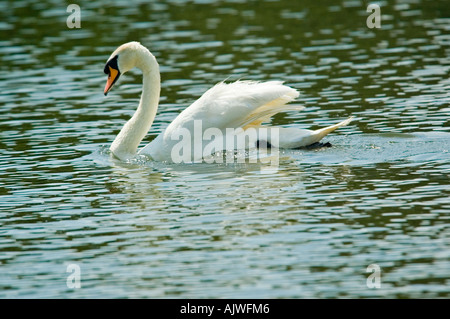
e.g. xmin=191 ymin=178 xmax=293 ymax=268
xmin=103 ymin=41 xmax=353 ymax=162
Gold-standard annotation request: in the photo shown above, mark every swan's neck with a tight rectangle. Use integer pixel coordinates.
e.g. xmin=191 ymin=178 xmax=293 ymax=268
xmin=110 ymin=52 xmax=160 ymax=160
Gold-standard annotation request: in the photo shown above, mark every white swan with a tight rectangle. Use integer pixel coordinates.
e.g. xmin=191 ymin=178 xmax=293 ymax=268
xmin=103 ymin=41 xmax=353 ymax=162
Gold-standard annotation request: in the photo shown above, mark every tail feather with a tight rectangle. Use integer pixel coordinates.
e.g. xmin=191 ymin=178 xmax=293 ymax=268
xmin=275 ymin=116 xmax=354 ymax=149
xmin=312 ymin=116 xmax=354 ymax=141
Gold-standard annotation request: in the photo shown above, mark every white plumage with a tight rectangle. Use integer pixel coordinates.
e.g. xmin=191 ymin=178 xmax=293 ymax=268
xmin=103 ymin=42 xmax=353 ymax=162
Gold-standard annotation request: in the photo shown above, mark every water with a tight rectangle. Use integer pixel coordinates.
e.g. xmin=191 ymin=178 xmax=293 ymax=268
xmin=1 ymin=0 xmax=449 ymax=298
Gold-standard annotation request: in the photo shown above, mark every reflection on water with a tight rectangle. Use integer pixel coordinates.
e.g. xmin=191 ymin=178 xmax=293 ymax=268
xmin=0 ymin=0 xmax=449 ymax=298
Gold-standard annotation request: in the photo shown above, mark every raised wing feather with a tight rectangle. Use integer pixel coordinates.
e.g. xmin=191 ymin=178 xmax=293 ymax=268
xmin=166 ymin=80 xmax=300 ymax=132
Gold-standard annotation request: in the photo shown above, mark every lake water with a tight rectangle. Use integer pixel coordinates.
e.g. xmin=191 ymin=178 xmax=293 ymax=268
xmin=0 ymin=0 xmax=449 ymax=298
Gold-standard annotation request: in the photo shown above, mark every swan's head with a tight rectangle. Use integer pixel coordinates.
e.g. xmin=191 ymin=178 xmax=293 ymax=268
xmin=103 ymin=41 xmax=148 ymax=96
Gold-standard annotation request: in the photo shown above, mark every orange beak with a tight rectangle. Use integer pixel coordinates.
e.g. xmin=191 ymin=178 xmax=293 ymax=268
xmin=104 ymin=66 xmax=119 ymax=95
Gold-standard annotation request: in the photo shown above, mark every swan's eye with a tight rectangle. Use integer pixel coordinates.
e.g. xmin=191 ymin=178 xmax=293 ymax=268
xmin=104 ymin=55 xmax=119 ymax=75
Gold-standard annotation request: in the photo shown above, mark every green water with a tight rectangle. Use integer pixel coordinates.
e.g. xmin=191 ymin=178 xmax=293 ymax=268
xmin=0 ymin=0 xmax=449 ymax=298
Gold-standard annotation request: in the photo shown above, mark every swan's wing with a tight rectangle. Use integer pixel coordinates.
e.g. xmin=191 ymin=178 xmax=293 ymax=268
xmin=167 ymin=80 xmax=301 ymax=132
xmin=139 ymin=80 xmax=301 ymax=161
